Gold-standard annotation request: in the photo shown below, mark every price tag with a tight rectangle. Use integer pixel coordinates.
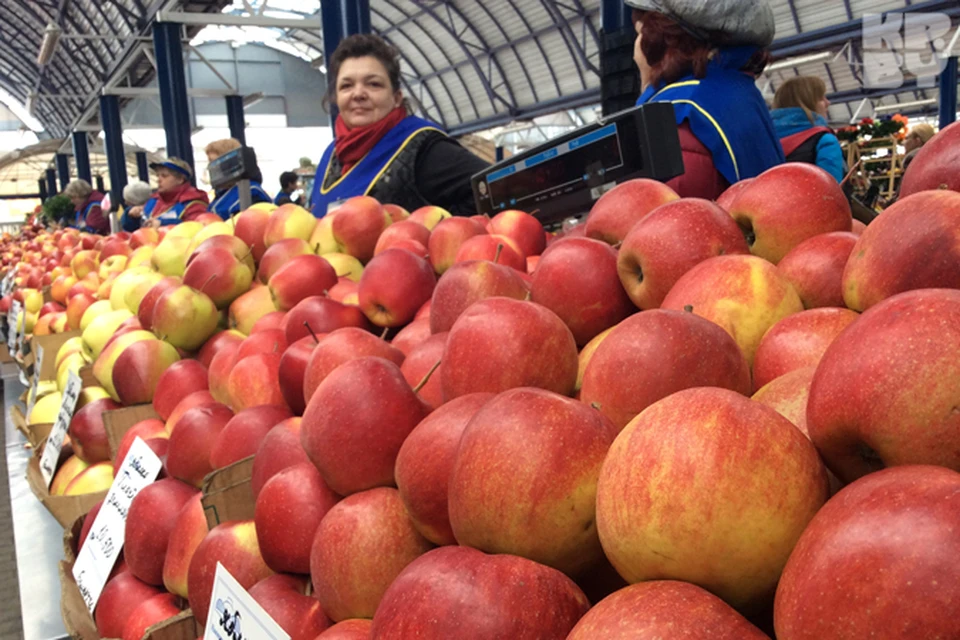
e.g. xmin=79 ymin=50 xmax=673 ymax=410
xmin=38 ymin=370 xmax=83 ymax=489
xmin=72 ymin=437 xmax=163 ymax=613
xmin=26 ymin=345 xmax=43 ymax=419
xmin=204 ymin=563 xmax=290 ymax=640
xmin=7 ymin=299 xmax=21 ymax=351
xmin=1 ymin=271 xmax=15 ymax=296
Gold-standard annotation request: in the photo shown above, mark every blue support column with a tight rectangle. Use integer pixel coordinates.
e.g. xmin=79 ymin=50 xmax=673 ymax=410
xmin=495 ymin=146 xmax=504 ymax=162
xmin=940 ymin=57 xmax=958 ymax=129
xmin=341 ymin=0 xmax=371 ymax=35
xmin=225 ymin=95 xmax=246 ymax=146
xmin=95 ymin=175 xmax=106 ymax=194
xmin=322 ymin=0 xmax=345 ymax=129
xmin=136 ymin=152 xmax=149 ymax=182
xmin=38 ymin=179 xmax=48 ymax=203
xmin=72 ymin=132 xmax=91 ymax=183
xmin=46 ymin=169 xmax=57 ymax=196
xmin=601 ymin=0 xmax=632 ymax=31
xmin=100 ymin=95 xmax=128 ymax=211
xmin=154 ymin=22 xmax=195 ymax=178
xmin=56 ymin=153 xmax=70 ymax=190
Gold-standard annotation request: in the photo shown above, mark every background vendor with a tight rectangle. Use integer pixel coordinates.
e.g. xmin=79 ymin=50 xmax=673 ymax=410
xmin=310 ymin=33 xmax=489 ymax=217
xmin=121 ymin=158 xmax=210 ymax=228
xmin=205 ymin=138 xmax=272 ymax=217
xmin=64 ymin=179 xmax=109 ymax=234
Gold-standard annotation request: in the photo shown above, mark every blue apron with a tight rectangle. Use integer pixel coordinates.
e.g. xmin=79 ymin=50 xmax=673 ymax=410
xmin=637 ymin=46 xmax=784 ymax=185
xmin=74 ymin=200 xmax=101 ymax=230
xmin=209 ymin=183 xmax=271 ymax=219
xmin=144 ymin=196 xmax=201 ymax=227
xmin=310 ymin=115 xmax=442 ymax=217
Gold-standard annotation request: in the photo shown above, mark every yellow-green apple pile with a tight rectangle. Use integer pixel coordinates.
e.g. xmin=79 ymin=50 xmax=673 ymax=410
xmin=5 ymin=132 xmax=960 ymax=639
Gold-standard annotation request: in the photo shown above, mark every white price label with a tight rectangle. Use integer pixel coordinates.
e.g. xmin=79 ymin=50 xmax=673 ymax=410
xmin=72 ymin=437 xmax=163 ymax=613
xmin=26 ymin=345 xmax=43 ymax=419
xmin=7 ymin=299 xmax=21 ymax=350
xmin=1 ymin=271 xmax=14 ymax=296
xmin=204 ymin=563 xmax=290 ymax=640
xmin=38 ymin=370 xmax=83 ymax=489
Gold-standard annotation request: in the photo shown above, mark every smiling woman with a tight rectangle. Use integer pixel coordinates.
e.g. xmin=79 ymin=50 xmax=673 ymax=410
xmin=310 ymin=33 xmax=489 ymax=217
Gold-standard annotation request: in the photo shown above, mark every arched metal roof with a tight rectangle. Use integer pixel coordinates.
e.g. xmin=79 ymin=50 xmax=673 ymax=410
xmin=1 ymin=0 xmax=958 ymax=139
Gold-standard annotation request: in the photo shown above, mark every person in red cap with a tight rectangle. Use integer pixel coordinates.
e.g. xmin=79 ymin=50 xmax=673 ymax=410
xmin=121 ymin=157 xmax=210 ymax=228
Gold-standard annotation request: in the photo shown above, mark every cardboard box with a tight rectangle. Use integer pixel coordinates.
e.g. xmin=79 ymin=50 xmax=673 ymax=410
xmin=59 ymin=559 xmax=100 ymax=640
xmin=64 ymin=513 xmax=85 ymax=564
xmin=103 ymin=404 xmax=161 ymax=461
xmin=32 ymin=330 xmax=81 ymax=380
xmin=79 ymin=364 xmax=98 ymax=388
xmin=144 ymin=609 xmax=200 ymax=640
xmin=27 ymin=444 xmax=107 ymax=529
xmin=201 ymin=455 xmax=256 ymax=530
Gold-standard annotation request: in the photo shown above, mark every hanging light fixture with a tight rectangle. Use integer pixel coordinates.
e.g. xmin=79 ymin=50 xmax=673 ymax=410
xmin=37 ymin=23 xmax=62 ymax=65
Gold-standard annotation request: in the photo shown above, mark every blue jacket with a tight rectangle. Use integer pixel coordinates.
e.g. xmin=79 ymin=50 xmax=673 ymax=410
xmin=770 ymin=108 xmax=845 ymax=182
xmin=210 ymin=182 xmax=272 ymax=219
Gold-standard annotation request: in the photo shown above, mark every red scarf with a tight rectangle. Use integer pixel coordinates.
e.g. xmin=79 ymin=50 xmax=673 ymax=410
xmin=334 ymin=106 xmax=407 ymax=173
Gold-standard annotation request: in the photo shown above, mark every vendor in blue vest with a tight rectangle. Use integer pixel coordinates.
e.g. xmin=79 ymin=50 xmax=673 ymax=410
xmin=771 ymin=76 xmax=845 ymax=182
xmin=64 ymin=179 xmax=109 ymax=234
xmin=310 ymin=33 xmax=489 ymax=217
xmin=205 ymin=138 xmax=272 ymax=218
xmin=626 ymin=0 xmax=784 ymax=199
xmin=120 ymin=157 xmax=210 ymax=229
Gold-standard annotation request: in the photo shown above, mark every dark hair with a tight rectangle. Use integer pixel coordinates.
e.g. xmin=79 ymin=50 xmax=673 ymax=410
xmin=638 ymin=11 xmax=771 ymax=88
xmin=279 ymin=171 xmax=299 ymax=190
xmin=324 ymin=33 xmax=402 ymax=110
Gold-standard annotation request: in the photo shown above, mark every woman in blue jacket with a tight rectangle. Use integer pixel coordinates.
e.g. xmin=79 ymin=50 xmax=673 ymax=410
xmin=771 ymin=76 xmax=845 ymax=182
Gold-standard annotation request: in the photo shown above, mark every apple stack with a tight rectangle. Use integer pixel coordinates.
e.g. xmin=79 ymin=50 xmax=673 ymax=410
xmin=0 ymin=120 xmax=957 ymax=639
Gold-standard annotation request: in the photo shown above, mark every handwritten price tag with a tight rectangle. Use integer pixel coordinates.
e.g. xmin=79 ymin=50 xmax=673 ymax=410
xmin=1 ymin=271 xmax=14 ymax=296
xmin=38 ymin=370 xmax=82 ymax=489
xmin=7 ymin=299 xmax=21 ymax=351
xmin=26 ymin=344 xmax=44 ymax=420
xmin=204 ymin=563 xmax=290 ymax=640
xmin=72 ymin=437 xmax=163 ymax=613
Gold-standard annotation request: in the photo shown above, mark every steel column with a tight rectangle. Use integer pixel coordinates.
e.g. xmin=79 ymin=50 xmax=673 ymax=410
xmin=341 ymin=0 xmax=370 ymax=36
xmin=72 ymin=131 xmax=91 ymax=183
xmin=153 ymin=21 xmax=195 ymax=177
xmin=940 ymin=57 xmax=958 ymax=129
xmin=601 ymin=0 xmax=632 ymax=32
xmin=95 ymin=175 xmax=105 ymax=193
xmin=495 ymin=147 xmax=504 ymax=162
xmin=321 ymin=0 xmax=345 ymax=128
xmin=136 ymin=152 xmax=149 ymax=182
xmin=56 ymin=153 xmax=70 ymax=190
xmin=39 ymin=179 xmax=48 ymax=203
xmin=99 ymin=95 xmax=128 ymax=210
xmin=225 ymin=95 xmax=246 ymax=146
xmin=46 ymin=169 xmax=57 ymax=196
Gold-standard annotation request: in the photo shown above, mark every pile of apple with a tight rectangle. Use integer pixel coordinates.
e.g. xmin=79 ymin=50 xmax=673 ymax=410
xmin=3 ymin=122 xmax=960 ymax=640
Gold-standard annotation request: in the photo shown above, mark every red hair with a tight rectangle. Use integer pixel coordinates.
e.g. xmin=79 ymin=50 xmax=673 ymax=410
xmin=637 ymin=11 xmax=772 ymax=88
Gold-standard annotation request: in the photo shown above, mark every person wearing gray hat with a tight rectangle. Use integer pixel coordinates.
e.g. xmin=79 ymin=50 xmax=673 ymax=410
xmin=119 ymin=181 xmax=155 ymax=232
xmin=627 ymin=0 xmax=785 ymax=200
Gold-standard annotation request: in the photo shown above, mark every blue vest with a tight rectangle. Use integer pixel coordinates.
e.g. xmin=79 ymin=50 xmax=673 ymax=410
xmin=142 ymin=197 xmax=188 ymax=227
xmin=73 ymin=199 xmax=101 ymax=230
xmin=637 ymin=46 xmax=784 ymax=185
xmin=210 ymin=183 xmax=271 ymax=219
xmin=310 ymin=116 xmax=443 ymax=217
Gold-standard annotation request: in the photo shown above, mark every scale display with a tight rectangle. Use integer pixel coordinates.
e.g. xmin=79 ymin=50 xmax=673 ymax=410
xmin=208 ymin=146 xmax=260 ymax=191
xmin=472 ymin=102 xmax=683 ymax=227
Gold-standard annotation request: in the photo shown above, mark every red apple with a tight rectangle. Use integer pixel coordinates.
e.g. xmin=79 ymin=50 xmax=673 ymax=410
xmin=370 ymin=546 xmax=590 ymax=638
xmin=279 ymin=337 xmax=317 ymax=415
xmin=597 ymin=387 xmax=828 ymax=613
xmin=302 ymin=327 xmax=404 ymax=406
xmin=268 ymin=254 xmax=339 ymax=311
xmin=454 ymin=234 xmax=526 ymax=271
xmin=752 ymin=307 xmax=859 ymax=389
xmin=301 ymin=356 xmax=427 ymax=496
xmin=899 ymin=119 xmax=960 ymax=196
xmin=112 ymin=419 xmax=168 ymax=475
xmin=282 ymin=296 xmax=373 ymax=344
xmin=399 ymin=331 xmax=445 ymax=410
xmin=164 ymin=390 xmax=216 ymax=433
xmin=250 ymin=417 xmax=308 ymax=498
xmin=251 ymin=310 xmax=287 ymax=333
xmin=617 ymin=198 xmax=750 ymax=310
xmin=255 ymin=463 xmax=339 ymax=574
xmin=358 ymin=248 xmax=436 ymax=327
xmin=728 ymin=163 xmax=852 ymax=264
xmin=429 ymin=260 xmax=529 ymax=334
xmin=234 ymin=206 xmax=272 ymax=262
xmin=428 ymin=217 xmax=486 ymax=274
xmin=487 ymin=210 xmax=545 ymax=259
xmin=163 ymin=493 xmax=210 ymax=598
xmin=121 ymin=593 xmax=180 ymax=640
xmin=310 ymin=487 xmax=433 ymax=621
xmin=716 ymin=177 xmax=755 ymax=212
xmin=249 ymin=574 xmax=332 ymax=640
xmin=182 ymin=246 xmax=253 ymax=309
xmin=774 ymin=465 xmax=960 ymax=639
xmin=227 ymin=352 xmax=288 ymax=412
xmin=152 ymin=359 xmax=209 ymax=421
xmin=125 ymin=478 xmax=198 ymax=586
xmin=777 ymin=232 xmax=859 ymax=309
xmin=69 ymin=397 xmax=122 ymax=464
xmin=395 ymin=393 xmax=493 ymax=546
xmin=331 ymin=195 xmax=388 ymax=262
xmin=441 ymin=297 xmax=578 ymax=402
xmin=316 ymin=620 xmax=371 ymax=639
xmin=584 ymin=178 xmax=680 ymax=245
xmin=197 ymin=329 xmax=244 ymax=368
xmin=209 ymin=404 xmax=292 ymax=469
xmin=373 ymin=219 xmax=431 ymax=256
xmin=580 ymin=310 xmax=751 ymax=431
xmin=95 ymin=572 xmax=164 ymax=638
xmin=165 ymin=402 xmax=235 ymax=487
xmin=532 ymin=237 xmax=635 ymax=345
xmin=391 ymin=317 xmax=432 ymax=356
xmin=137 ymin=276 xmax=181 ymax=331
xmin=257 ymin=238 xmax=313 ymax=284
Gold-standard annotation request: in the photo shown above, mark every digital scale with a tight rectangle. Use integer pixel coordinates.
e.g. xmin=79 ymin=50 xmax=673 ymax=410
xmin=471 ymin=103 xmax=684 ymax=228
xmin=208 ymin=146 xmax=261 ymax=210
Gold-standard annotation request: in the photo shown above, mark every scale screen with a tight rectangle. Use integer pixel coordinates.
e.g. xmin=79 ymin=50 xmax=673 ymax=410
xmin=472 ymin=103 xmax=683 ymax=226
xmin=484 ymin=124 xmax=623 ymax=212
xmin=208 ymin=147 xmax=260 ymax=190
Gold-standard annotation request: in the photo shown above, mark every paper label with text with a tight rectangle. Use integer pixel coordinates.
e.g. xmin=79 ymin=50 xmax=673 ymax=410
xmin=38 ymin=370 xmax=82 ymax=488
xmin=7 ymin=299 xmax=21 ymax=351
xmin=26 ymin=344 xmax=43 ymax=418
xmin=72 ymin=437 xmax=163 ymax=613
xmin=204 ymin=563 xmax=290 ymax=640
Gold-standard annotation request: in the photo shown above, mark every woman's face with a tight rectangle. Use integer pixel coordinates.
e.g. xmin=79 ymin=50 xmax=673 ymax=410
xmin=69 ymin=194 xmax=86 ymax=209
xmin=336 ymin=56 xmax=402 ymax=129
xmin=904 ymin=132 xmax=922 ymax=152
xmin=156 ymin=168 xmax=184 ymax=194
xmin=816 ymin=95 xmax=830 ymax=118
xmin=633 ymin=18 xmax=652 ymax=89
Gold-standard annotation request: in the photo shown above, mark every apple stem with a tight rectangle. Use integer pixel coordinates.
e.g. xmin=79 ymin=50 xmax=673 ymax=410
xmin=413 ymin=358 xmax=441 ymax=393
xmin=683 ymin=304 xmax=694 ymax=313
xmin=379 ymin=326 xmax=389 ymax=341
xmin=303 ymin=321 xmax=320 ymax=344
xmin=240 ymin=247 xmax=254 ymax=263
xmin=314 ymin=243 xmax=321 ymax=254
xmin=494 ymin=243 xmax=503 ymax=264
xmin=524 ymin=289 xmax=532 ymax=302
xmin=590 ymin=401 xmax=602 ymax=411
